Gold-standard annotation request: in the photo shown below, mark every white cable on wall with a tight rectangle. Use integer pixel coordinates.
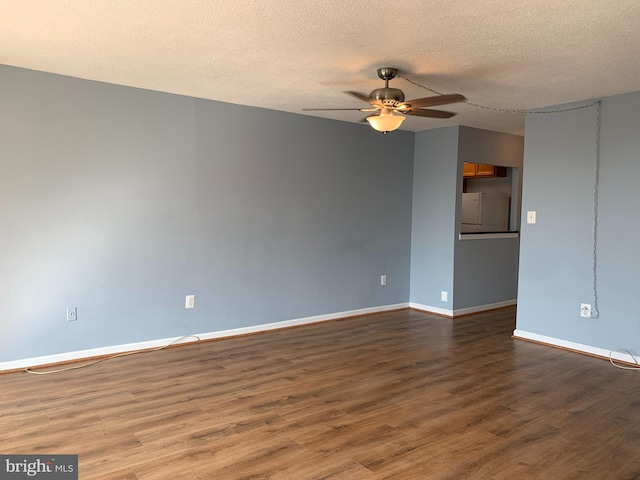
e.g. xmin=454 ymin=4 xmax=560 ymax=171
xmin=23 ymin=335 xmax=201 ymax=375
xmin=590 ymin=101 xmax=602 ymax=319
xmin=390 ymin=81 xmax=633 ymax=366
xmin=402 ymin=76 xmax=639 ymax=365
xmin=402 ymin=75 xmax=603 ymax=318
xmin=399 ymin=76 xmax=599 ymax=114
xmin=609 ymin=350 xmax=640 ymax=371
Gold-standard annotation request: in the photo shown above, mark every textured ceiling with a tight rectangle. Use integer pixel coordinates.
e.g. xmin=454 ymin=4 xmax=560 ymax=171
xmin=1 ymin=1 xmax=639 ymax=135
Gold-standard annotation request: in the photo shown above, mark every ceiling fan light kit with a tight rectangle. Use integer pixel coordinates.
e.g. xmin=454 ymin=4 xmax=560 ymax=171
xmin=366 ymin=109 xmax=405 ymax=133
xmin=302 ymin=67 xmax=466 ymax=134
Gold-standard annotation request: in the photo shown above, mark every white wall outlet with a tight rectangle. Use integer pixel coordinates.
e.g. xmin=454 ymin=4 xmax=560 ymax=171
xmin=526 ymin=211 xmax=537 ymax=224
xmin=441 ymin=291 xmax=448 ymax=302
xmin=66 ymin=307 xmax=78 ymax=322
xmin=185 ymin=295 xmax=195 ymax=309
xmin=580 ymin=303 xmax=591 ymax=318
xmin=380 ymin=275 xmax=387 ymax=286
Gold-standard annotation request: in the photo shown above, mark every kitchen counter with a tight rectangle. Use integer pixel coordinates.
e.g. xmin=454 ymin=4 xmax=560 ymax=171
xmin=459 ymin=232 xmax=519 ymax=240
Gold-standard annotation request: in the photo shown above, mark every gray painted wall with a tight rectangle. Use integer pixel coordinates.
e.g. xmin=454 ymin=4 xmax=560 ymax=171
xmin=410 ymin=127 xmax=460 ymax=309
xmin=453 ymin=238 xmax=520 ymax=310
xmin=457 ymin=126 xmax=524 ymax=168
xmin=517 ymin=91 xmax=640 ymax=353
xmin=0 ymin=65 xmax=414 ymax=362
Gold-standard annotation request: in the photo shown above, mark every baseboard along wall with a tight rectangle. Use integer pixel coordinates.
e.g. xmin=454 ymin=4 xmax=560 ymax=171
xmin=9 ymin=300 xmax=626 ymax=374
xmin=0 ymin=303 xmax=410 ymax=373
xmin=512 ymin=329 xmax=638 ymax=365
xmin=409 ymin=299 xmax=517 ymax=318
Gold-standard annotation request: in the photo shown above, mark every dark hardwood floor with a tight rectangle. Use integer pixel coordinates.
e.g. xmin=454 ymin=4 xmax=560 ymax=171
xmin=2 ymin=306 xmax=639 ymax=479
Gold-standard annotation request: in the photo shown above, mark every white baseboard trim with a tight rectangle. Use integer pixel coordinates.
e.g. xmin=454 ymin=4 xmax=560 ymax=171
xmin=453 ymin=299 xmax=517 ymax=316
xmin=409 ymin=303 xmax=453 ymax=317
xmin=409 ymin=299 xmax=517 ymax=318
xmin=195 ymin=302 xmax=409 ymax=341
xmin=0 ymin=303 xmax=410 ymax=373
xmin=512 ymin=329 xmax=638 ymax=364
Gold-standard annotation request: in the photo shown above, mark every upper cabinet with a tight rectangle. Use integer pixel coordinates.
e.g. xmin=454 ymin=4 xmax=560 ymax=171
xmin=463 ymin=162 xmax=507 ymax=178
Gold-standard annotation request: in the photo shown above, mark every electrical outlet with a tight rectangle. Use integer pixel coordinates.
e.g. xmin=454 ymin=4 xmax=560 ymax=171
xmin=67 ymin=307 xmax=78 ymax=322
xmin=380 ymin=275 xmax=387 ymax=286
xmin=185 ymin=295 xmax=195 ymax=309
xmin=580 ymin=303 xmax=591 ymax=318
xmin=527 ymin=211 xmax=537 ymax=224
xmin=441 ymin=291 xmax=448 ymax=302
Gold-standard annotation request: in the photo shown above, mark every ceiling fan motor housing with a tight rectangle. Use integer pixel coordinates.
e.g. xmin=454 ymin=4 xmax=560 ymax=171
xmin=371 ymin=67 xmax=404 ymax=104
xmin=369 ymin=87 xmax=405 ymax=104
xmin=377 ymin=67 xmax=398 ymax=81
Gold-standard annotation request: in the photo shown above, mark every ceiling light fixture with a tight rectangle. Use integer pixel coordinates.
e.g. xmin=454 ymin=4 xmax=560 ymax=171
xmin=366 ymin=108 xmax=405 ymax=134
xmin=302 ymin=68 xmax=466 ymax=134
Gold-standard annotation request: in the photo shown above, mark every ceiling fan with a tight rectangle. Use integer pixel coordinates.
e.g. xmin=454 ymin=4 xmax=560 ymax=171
xmin=304 ymin=67 xmax=466 ymax=133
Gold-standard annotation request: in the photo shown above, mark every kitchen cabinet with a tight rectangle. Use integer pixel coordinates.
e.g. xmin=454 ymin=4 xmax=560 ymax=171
xmin=463 ymin=162 xmax=507 ymax=178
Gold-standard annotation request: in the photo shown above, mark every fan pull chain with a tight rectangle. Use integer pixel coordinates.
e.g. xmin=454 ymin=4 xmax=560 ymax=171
xmin=398 ymin=75 xmax=599 ymax=114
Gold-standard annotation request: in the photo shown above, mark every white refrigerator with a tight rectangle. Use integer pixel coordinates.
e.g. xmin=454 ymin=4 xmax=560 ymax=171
xmin=461 ymin=193 xmax=510 ymax=233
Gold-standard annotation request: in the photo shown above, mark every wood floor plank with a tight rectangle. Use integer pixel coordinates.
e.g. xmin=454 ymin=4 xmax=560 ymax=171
xmin=2 ymin=306 xmax=640 ymax=478
xmin=371 ymin=427 xmax=505 ymax=479
xmin=82 ymin=468 xmax=140 ymax=480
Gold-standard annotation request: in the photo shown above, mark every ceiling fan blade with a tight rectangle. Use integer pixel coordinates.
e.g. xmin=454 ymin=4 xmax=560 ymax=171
xmin=399 ymin=93 xmax=467 ymax=109
xmin=302 ymin=108 xmax=368 ymax=111
xmin=345 ymin=91 xmax=380 ymax=106
xmin=402 ymin=108 xmax=457 ymax=119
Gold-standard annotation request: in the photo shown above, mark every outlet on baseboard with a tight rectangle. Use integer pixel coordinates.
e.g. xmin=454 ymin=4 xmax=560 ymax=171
xmin=380 ymin=275 xmax=387 ymax=286
xmin=441 ymin=291 xmax=448 ymax=302
xmin=580 ymin=303 xmax=591 ymax=318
